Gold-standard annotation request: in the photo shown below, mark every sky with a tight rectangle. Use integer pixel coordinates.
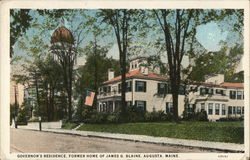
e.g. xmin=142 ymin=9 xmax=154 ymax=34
xmin=12 ymin=9 xmax=242 ymax=71
xmin=105 ymin=22 xmax=230 ymax=68
xmin=196 ymin=22 xmax=228 ymax=52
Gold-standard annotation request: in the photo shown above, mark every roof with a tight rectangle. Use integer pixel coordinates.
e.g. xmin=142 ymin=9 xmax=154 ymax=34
xmin=51 ymin=26 xmax=74 ymax=44
xmin=102 ymin=69 xmax=244 ymax=88
xmin=193 ymin=82 xmax=244 ymax=88
xmin=129 ymin=56 xmax=147 ymax=62
xmin=103 ymin=69 xmax=167 ymax=84
xmin=219 ymin=82 xmax=244 ymax=88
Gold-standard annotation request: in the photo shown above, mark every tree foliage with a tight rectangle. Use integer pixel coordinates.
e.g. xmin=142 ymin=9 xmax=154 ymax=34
xmin=10 ymin=9 xmax=32 ymax=57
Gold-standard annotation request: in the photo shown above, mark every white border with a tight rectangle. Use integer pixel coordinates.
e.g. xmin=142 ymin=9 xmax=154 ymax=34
xmin=0 ymin=0 xmax=249 ymax=160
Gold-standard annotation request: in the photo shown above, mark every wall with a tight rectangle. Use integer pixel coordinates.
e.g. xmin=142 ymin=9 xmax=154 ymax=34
xmin=10 ymin=81 xmax=24 ymax=106
xmin=131 ymin=78 xmax=185 ymax=116
xmin=16 ymin=121 xmax=63 ymax=130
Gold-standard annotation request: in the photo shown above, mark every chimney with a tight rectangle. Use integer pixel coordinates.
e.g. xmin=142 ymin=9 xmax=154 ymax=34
xmin=108 ymin=68 xmax=114 ymax=80
xmin=140 ymin=67 xmax=149 ymax=75
xmin=205 ymin=74 xmax=224 ymax=84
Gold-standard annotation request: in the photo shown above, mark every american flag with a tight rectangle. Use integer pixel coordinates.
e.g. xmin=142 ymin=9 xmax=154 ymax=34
xmin=84 ymin=90 xmax=95 ymax=106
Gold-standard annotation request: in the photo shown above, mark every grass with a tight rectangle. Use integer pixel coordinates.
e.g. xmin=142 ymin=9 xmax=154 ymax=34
xmin=77 ymin=121 xmax=244 ymax=144
xmin=61 ymin=123 xmax=79 ymax=130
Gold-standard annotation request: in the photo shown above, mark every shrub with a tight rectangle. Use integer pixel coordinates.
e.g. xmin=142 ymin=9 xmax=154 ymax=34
xmin=85 ymin=112 xmax=109 ymax=124
xmin=16 ymin=105 xmax=29 ymax=125
xmin=164 ymin=112 xmax=173 ymax=121
xmin=127 ymin=111 xmax=144 ymax=122
xmin=87 ymin=114 xmax=99 ymax=123
xmin=182 ymin=110 xmax=208 ymax=122
xmin=217 ymin=117 xmax=244 ymax=122
xmin=144 ymin=111 xmax=172 ymax=122
xmin=195 ymin=111 xmax=208 ymax=121
xmin=182 ymin=110 xmax=195 ymax=121
xmin=125 ymin=105 xmax=145 ymax=122
xmin=107 ymin=114 xmax=119 ymax=123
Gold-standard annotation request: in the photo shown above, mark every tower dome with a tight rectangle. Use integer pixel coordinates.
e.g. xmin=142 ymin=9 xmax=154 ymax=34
xmin=51 ymin=26 xmax=74 ymax=44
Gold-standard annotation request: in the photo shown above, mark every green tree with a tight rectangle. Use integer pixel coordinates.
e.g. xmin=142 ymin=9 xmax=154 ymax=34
xmin=74 ymin=42 xmax=120 ymax=121
xmin=10 ymin=9 xmax=32 ymax=57
xmin=98 ymin=10 xmax=130 ymax=116
xmin=153 ymin=9 xmax=243 ymax=122
xmin=190 ymin=44 xmax=243 ymax=82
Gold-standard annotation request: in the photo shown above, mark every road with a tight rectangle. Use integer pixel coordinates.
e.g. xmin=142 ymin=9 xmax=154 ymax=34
xmin=11 ymin=129 xmax=215 ymax=153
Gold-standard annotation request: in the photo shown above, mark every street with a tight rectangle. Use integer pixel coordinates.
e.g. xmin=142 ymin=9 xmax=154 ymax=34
xmin=11 ymin=129 xmax=215 ymax=153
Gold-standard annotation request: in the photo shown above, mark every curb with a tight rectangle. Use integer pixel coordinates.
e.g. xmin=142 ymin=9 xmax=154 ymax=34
xmin=16 ymin=128 xmax=244 ymax=153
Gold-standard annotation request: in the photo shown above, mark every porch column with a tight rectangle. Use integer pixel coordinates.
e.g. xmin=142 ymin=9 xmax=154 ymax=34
xmin=113 ymin=101 xmax=115 ymax=112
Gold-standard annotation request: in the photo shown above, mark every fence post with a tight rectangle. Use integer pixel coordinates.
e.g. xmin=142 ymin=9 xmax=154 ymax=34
xmin=15 ymin=116 xmax=18 ymax=129
xmin=39 ymin=117 xmax=42 ymax=131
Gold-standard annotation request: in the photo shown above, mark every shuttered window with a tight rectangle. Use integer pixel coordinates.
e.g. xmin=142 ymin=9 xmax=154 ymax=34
xmin=135 ymin=81 xmax=146 ymax=92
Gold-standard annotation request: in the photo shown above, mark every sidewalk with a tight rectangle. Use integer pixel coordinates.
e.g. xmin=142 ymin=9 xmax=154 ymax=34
xmin=16 ymin=125 xmax=244 ymax=153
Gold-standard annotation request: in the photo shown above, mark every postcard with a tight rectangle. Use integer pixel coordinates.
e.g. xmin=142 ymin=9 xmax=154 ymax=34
xmin=0 ymin=0 xmax=249 ymax=160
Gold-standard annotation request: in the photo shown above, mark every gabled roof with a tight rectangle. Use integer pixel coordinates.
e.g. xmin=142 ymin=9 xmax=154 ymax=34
xmin=103 ymin=69 xmax=167 ymax=85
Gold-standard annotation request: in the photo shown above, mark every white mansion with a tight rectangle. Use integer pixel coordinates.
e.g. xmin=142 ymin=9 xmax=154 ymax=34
xmin=97 ymin=57 xmax=244 ymax=121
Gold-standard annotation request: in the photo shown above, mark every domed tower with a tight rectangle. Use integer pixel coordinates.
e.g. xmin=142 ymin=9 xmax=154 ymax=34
xmin=50 ymin=25 xmax=77 ymax=63
xmin=51 ymin=26 xmax=74 ymax=44
xmin=50 ymin=24 xmax=77 ymax=122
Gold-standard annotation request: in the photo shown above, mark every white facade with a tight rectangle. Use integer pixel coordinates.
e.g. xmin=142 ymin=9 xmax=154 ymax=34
xmin=189 ymin=83 xmax=244 ymax=121
xmin=97 ymin=58 xmax=244 ymax=121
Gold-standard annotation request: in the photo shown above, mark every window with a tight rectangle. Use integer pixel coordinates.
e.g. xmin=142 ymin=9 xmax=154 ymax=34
xmin=208 ymin=103 xmax=213 ymax=115
xmin=216 ymin=89 xmax=220 ymax=94
xmin=233 ymin=106 xmax=236 ymax=114
xmin=103 ymin=86 xmax=107 ymax=93
xmin=200 ymin=88 xmax=206 ymax=95
xmin=201 ymin=103 xmax=205 ymax=112
xmin=126 ymin=81 xmax=132 ymax=92
xmin=135 ymin=81 xmax=146 ymax=92
xmin=200 ymin=88 xmax=213 ymax=95
xmin=112 ymin=86 xmax=117 ymax=94
xmin=216 ymin=89 xmax=226 ymax=96
xmin=107 ymin=86 xmax=111 ymax=93
xmin=135 ymin=101 xmax=146 ymax=112
xmin=166 ymin=102 xmax=173 ymax=113
xmin=158 ymin=83 xmax=167 ymax=94
xmin=230 ymin=91 xmax=236 ymax=99
xmin=118 ymin=84 xmax=121 ymax=93
xmin=242 ymin=107 xmax=244 ymax=114
xmin=237 ymin=106 xmax=241 ymax=114
xmin=228 ymin=106 xmax=232 ymax=114
xmin=99 ymin=87 xmax=103 ymax=94
xmin=222 ymin=104 xmax=226 ymax=115
xmin=237 ymin=91 xmax=242 ymax=99
xmin=208 ymin=89 xmax=214 ymax=95
xmin=215 ymin=104 xmax=220 ymax=115
xmin=187 ymin=104 xmax=194 ymax=113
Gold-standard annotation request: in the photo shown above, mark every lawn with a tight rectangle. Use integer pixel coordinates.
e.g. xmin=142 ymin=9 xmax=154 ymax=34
xmin=77 ymin=121 xmax=244 ymax=144
xmin=61 ymin=123 xmax=79 ymax=130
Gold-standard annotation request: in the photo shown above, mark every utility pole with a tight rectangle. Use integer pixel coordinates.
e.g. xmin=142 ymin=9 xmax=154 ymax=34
xmin=14 ymin=85 xmax=18 ymax=129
